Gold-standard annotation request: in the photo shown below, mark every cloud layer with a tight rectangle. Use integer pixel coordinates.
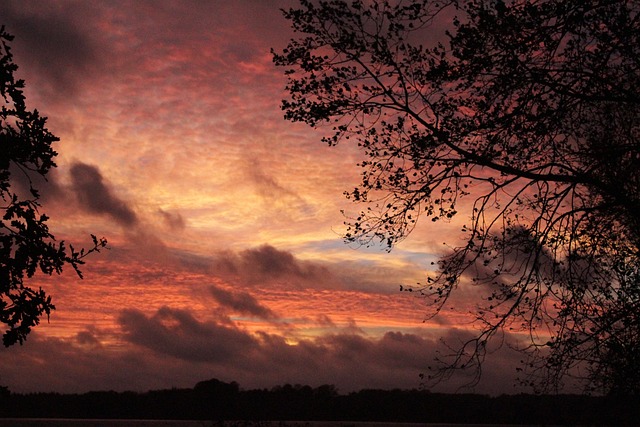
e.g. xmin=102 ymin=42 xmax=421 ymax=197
xmin=0 ymin=305 xmax=528 ymax=395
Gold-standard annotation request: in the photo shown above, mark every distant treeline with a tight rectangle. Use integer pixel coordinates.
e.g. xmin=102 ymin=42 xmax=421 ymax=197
xmin=1 ymin=378 xmax=639 ymax=425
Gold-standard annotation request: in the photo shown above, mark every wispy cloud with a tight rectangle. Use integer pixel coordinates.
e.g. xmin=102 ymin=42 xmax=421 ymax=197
xmin=157 ymin=209 xmax=186 ymax=231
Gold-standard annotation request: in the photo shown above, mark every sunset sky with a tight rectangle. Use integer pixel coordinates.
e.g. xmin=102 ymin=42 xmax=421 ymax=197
xmin=0 ymin=0 xmax=529 ymax=395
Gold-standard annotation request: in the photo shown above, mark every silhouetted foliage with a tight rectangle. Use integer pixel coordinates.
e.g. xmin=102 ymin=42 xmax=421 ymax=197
xmin=273 ymin=0 xmax=640 ymax=394
xmin=194 ymin=378 xmax=241 ymax=419
xmin=2 ymin=378 xmax=640 ymax=424
xmin=0 ymin=27 xmax=106 ymax=346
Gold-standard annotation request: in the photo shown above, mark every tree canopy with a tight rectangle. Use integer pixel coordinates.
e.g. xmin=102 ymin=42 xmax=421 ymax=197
xmin=274 ymin=0 xmax=640 ymax=394
xmin=0 ymin=27 xmax=106 ymax=346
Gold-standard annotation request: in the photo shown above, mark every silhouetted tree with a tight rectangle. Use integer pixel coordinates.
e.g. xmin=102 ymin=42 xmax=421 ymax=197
xmin=274 ymin=0 xmax=640 ymax=393
xmin=0 ymin=27 xmax=106 ymax=346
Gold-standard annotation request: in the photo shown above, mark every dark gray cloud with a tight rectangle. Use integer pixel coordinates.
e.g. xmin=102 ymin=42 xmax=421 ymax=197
xmin=116 ymin=306 xmax=441 ymax=390
xmin=116 ymin=306 xmax=528 ymax=394
xmin=214 ymin=244 xmax=336 ymax=287
xmin=69 ymin=162 xmax=138 ymax=227
xmin=208 ymin=286 xmax=276 ymax=320
xmin=75 ymin=329 xmax=102 ymax=348
xmin=242 ymin=245 xmax=311 ymax=277
xmin=0 ymin=332 xmax=210 ymax=394
xmin=0 ymin=307 xmax=532 ymax=395
xmin=118 ymin=307 xmax=256 ymax=363
xmin=0 ymin=1 xmax=104 ymax=98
